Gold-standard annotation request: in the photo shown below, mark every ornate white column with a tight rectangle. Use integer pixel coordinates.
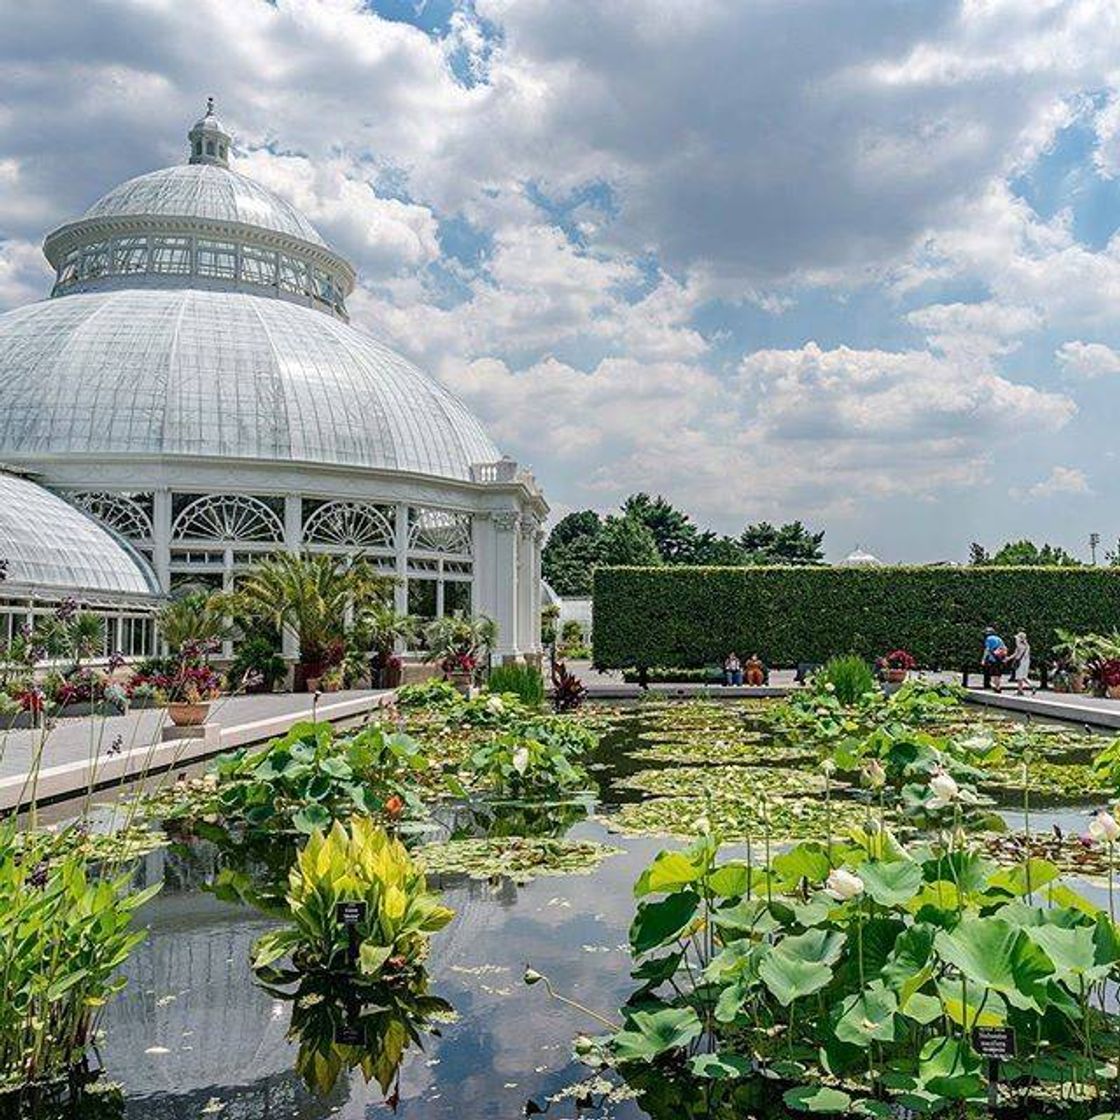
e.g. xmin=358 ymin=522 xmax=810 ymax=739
xmin=152 ymin=488 xmax=172 ymax=594
xmin=393 ymin=503 xmax=409 ymax=617
xmin=281 ymin=495 xmax=302 ymax=660
xmin=490 ymin=510 xmax=520 ymax=661
xmin=517 ymin=514 xmax=537 ymax=655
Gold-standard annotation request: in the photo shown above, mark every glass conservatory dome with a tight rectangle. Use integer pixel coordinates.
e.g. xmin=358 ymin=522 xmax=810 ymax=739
xmin=80 ymin=163 xmax=328 ymax=247
xmin=0 ymin=472 xmax=159 ymax=598
xmin=1 ymin=101 xmax=501 ymax=482
xmin=0 ymin=288 xmax=499 ymax=480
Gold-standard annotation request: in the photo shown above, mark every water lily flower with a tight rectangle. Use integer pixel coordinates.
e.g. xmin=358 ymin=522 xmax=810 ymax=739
xmin=863 ymin=759 xmax=886 ymax=789
xmin=384 ymin=794 xmax=404 ymax=819
xmin=821 ymin=758 xmax=837 ymax=776
xmin=824 ymin=682 xmax=836 ymax=693
xmin=927 ymin=769 xmax=960 ymax=808
xmin=512 ymin=746 xmax=530 ymax=774
xmin=694 ymin=815 xmax=712 ymax=835
xmin=1093 ymin=810 xmax=1120 ymax=843
xmin=825 ymin=868 xmax=864 ymax=901
xmin=486 ymin=695 xmax=505 ymax=714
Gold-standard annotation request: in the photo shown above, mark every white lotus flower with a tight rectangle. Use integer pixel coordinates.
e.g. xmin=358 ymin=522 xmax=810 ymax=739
xmin=864 ymin=759 xmax=886 ymax=789
xmin=694 ymin=815 xmax=712 ymax=835
xmin=821 ymin=758 xmax=837 ymax=776
xmin=927 ymin=769 xmax=960 ymax=808
xmin=1091 ymin=810 xmax=1120 ymax=843
xmin=824 ymin=868 xmax=864 ymax=901
xmin=512 ymin=746 xmax=530 ymax=775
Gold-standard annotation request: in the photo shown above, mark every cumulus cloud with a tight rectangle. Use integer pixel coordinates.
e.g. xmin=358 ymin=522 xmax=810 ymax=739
xmin=1 ymin=0 xmax=1118 ymax=554
xmin=1055 ymin=340 xmax=1120 ymax=378
xmin=1013 ymin=465 xmax=1093 ymax=500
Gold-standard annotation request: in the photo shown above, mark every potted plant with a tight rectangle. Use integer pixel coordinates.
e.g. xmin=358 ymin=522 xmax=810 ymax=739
xmin=229 ymin=635 xmax=286 ymax=694
xmin=882 ymin=648 xmax=916 ymax=684
xmin=1089 ymin=656 xmax=1120 ymax=699
xmin=226 ymin=553 xmax=391 ymax=693
xmin=320 ymin=665 xmax=344 ymax=693
xmin=355 ymin=605 xmax=418 ymax=689
xmin=423 ymin=613 xmax=497 ymax=696
xmin=167 ymin=664 xmax=221 ymax=726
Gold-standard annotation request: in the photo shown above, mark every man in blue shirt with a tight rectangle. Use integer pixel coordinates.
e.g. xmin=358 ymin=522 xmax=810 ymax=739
xmin=982 ymin=626 xmax=1008 ymax=692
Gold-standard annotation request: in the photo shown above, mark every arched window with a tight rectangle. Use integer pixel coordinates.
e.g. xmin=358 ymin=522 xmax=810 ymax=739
xmin=408 ymin=508 xmax=472 ymax=555
xmin=303 ymin=501 xmax=394 ymax=549
xmin=194 ymin=141 xmax=202 ymax=156
xmin=65 ymin=492 xmax=154 ymax=541
xmin=206 ymin=140 xmax=215 ymax=156
xmin=172 ymin=495 xmax=284 ymax=543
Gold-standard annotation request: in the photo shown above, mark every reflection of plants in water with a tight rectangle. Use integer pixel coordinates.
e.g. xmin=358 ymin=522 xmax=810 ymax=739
xmin=4 ymin=1077 xmax=127 ymax=1120
xmin=251 ymin=818 xmax=453 ymax=982
xmin=448 ymin=796 xmax=592 ymax=840
xmin=272 ymin=972 xmax=453 ymax=1103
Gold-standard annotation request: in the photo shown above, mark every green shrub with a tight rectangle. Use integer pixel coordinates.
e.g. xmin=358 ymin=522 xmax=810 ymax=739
xmin=817 ymin=654 xmax=875 ymax=705
xmin=486 ymin=663 xmax=545 ymax=708
xmin=228 ymin=636 xmax=286 ymax=692
xmin=593 ymin=565 xmax=1120 ymax=669
xmin=396 ymin=680 xmax=461 ymax=709
xmin=0 ymin=834 xmax=158 ymax=1090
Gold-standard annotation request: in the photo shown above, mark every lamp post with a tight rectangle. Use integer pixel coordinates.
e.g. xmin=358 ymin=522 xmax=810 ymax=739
xmin=1090 ymin=532 xmax=1100 ymax=566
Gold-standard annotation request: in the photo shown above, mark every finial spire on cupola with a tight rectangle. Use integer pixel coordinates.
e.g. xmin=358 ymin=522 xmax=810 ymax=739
xmin=188 ymin=97 xmax=232 ymax=169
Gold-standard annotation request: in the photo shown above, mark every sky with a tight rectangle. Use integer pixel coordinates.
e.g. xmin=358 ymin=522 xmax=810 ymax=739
xmin=2 ymin=0 xmax=1120 ymax=562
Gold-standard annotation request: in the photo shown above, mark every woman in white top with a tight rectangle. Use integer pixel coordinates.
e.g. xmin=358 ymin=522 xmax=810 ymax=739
xmin=1011 ymin=631 xmax=1031 ymax=694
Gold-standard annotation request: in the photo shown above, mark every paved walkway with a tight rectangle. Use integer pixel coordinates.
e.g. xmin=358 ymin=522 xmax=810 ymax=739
xmin=965 ymin=687 xmax=1120 ymax=730
xmin=0 ymin=689 xmax=391 ymax=812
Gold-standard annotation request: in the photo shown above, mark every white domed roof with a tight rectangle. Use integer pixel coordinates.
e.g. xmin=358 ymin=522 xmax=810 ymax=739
xmin=0 ymin=289 xmax=499 ymax=481
xmin=0 ymin=473 xmax=159 ymax=598
xmin=82 ymin=163 xmax=328 ymax=248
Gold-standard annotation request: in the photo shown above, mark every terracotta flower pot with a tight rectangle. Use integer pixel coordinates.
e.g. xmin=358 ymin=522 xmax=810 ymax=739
xmin=886 ymin=668 xmax=908 ymax=684
xmin=1107 ymin=684 xmax=1120 ymax=700
xmin=168 ymin=701 xmax=209 ymax=727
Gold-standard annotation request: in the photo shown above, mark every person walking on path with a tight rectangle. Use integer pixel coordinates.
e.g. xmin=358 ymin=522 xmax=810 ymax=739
xmin=982 ymin=626 xmax=1009 ymax=692
xmin=723 ymin=652 xmax=743 ymax=686
xmin=1010 ymin=630 xmax=1032 ymax=695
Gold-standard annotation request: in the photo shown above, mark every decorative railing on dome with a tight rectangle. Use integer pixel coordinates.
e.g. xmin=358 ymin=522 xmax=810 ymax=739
xmin=470 ymin=460 xmax=545 ymax=501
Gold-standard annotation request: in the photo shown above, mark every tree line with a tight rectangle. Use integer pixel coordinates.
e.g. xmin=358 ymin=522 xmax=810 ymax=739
xmin=543 ymin=493 xmax=825 ymax=596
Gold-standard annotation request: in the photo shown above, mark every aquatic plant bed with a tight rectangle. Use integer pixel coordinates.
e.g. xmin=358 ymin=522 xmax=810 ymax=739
xmin=7 ymin=681 xmax=1120 ymax=1119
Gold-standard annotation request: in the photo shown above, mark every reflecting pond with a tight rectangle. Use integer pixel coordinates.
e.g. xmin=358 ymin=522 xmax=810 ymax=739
xmin=41 ymin=700 xmax=1118 ymax=1118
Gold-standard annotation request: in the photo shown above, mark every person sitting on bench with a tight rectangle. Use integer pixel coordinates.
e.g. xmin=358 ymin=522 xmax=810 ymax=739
xmin=744 ymin=653 xmax=766 ymax=686
xmin=723 ymin=652 xmax=743 ymax=686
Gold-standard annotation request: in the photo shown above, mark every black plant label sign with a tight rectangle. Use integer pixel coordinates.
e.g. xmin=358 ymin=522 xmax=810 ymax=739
xmin=336 ymin=901 xmax=368 ymax=926
xmin=972 ymin=1026 xmax=1015 ymax=1060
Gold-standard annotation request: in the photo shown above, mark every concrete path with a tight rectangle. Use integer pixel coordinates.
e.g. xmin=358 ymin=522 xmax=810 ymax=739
xmin=0 ymin=689 xmax=392 ymax=812
xmin=965 ymin=687 xmax=1120 ymax=731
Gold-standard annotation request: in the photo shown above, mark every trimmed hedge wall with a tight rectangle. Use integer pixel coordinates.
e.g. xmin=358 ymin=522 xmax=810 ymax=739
xmin=592 ymin=566 xmax=1120 ymax=670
